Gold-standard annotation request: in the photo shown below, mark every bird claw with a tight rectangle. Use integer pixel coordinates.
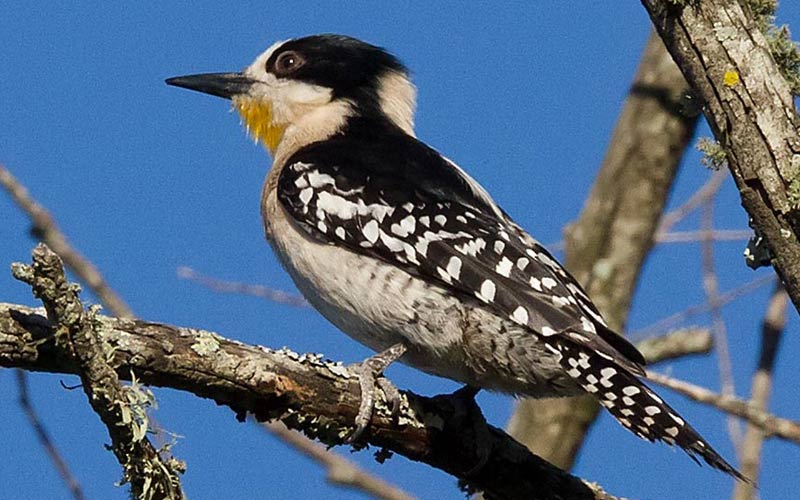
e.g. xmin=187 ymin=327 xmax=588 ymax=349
xmin=376 ymin=377 xmax=403 ymax=416
xmin=345 ymin=343 xmax=406 ymax=443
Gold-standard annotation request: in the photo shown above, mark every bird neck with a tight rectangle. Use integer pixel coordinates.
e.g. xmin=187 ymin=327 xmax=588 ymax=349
xmin=269 ymin=99 xmax=355 ymax=168
xmin=373 ymin=70 xmax=416 ymax=137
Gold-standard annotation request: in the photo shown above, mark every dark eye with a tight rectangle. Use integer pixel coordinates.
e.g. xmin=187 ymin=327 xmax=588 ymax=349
xmin=273 ymin=51 xmax=305 ymax=75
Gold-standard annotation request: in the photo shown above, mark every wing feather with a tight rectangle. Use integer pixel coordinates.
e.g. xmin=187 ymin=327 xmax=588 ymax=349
xmin=278 ymin=151 xmax=645 ymax=374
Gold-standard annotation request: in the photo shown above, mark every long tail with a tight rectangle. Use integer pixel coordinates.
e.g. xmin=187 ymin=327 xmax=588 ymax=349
xmin=550 ymin=338 xmax=748 ymax=482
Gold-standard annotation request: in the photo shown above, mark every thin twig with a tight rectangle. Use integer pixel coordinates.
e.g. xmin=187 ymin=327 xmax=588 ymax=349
xmin=177 ymin=266 xmax=309 ymax=307
xmin=2 ymin=163 xmax=136 ymax=500
xmin=632 ymin=274 xmax=775 ymax=338
xmin=733 ymin=284 xmax=788 ymax=500
xmin=544 ymin=228 xmax=752 ymax=253
xmin=645 ymin=371 xmax=800 ymax=445
xmin=655 ymin=229 xmax=752 ymax=243
xmin=543 ymin=167 xmax=733 ymax=254
xmin=0 ymin=164 xmax=133 ymax=318
xmin=15 ymin=371 xmax=86 ymax=500
xmin=657 ymin=169 xmax=727 ymax=234
xmin=700 ymin=200 xmax=741 ymax=448
xmin=261 ymin=421 xmax=416 ymax=500
xmin=3 ymin=164 xmax=181 ymax=494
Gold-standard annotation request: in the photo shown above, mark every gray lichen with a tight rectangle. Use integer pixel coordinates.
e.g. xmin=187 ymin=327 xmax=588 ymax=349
xmin=189 ymin=330 xmax=221 ymax=355
xmin=697 ymin=137 xmax=728 ymax=170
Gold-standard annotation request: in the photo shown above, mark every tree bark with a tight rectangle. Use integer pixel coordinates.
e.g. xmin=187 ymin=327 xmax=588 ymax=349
xmin=642 ymin=0 xmax=800 ymax=312
xmin=507 ymin=30 xmax=697 ymax=469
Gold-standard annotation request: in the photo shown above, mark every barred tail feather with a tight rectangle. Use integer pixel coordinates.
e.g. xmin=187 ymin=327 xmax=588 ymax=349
xmin=550 ymin=339 xmax=748 ymax=482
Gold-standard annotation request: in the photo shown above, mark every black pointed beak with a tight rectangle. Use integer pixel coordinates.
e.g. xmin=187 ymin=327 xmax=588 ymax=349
xmin=165 ymin=72 xmax=257 ymax=100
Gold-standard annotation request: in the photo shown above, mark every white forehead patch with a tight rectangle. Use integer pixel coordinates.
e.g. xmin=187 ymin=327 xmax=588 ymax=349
xmin=244 ymin=39 xmax=287 ymax=79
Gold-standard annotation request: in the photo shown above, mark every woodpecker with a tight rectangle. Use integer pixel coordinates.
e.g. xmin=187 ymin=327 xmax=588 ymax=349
xmin=167 ymin=34 xmax=744 ymax=480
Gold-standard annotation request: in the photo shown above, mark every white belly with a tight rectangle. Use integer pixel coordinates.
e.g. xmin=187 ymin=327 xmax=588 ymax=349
xmin=262 ymin=190 xmax=472 ymax=380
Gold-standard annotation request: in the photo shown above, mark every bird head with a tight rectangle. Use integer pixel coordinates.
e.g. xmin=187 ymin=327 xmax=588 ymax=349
xmin=166 ymin=34 xmax=416 ymax=155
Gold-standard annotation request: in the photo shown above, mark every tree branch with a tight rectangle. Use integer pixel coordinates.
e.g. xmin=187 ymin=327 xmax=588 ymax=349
xmin=177 ymin=266 xmax=309 ymax=307
xmin=700 ymin=199 xmax=742 ymax=448
xmin=15 ymin=370 xmax=86 ymax=500
xmin=635 ymin=328 xmax=712 ymax=363
xmin=655 ymin=228 xmax=752 ymax=243
xmin=657 ymin=169 xmax=727 ymax=233
xmin=633 ymin=273 xmax=775 ymax=337
xmin=733 ymin=283 xmax=788 ymax=499
xmin=0 ymin=300 xmax=621 ymax=500
xmin=641 ymin=0 xmax=800 ymax=312
xmin=261 ymin=421 xmax=417 ymax=500
xmin=11 ymin=245 xmax=185 ymax=499
xmin=645 ymin=371 xmax=800 ymax=445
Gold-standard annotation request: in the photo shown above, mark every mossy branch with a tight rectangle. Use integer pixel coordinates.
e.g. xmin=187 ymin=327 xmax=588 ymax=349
xmin=642 ymin=0 xmax=800 ymax=313
xmin=10 ymin=244 xmax=185 ymax=500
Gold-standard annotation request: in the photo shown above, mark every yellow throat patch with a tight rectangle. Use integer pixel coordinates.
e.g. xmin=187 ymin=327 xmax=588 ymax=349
xmin=235 ymin=99 xmax=286 ymax=154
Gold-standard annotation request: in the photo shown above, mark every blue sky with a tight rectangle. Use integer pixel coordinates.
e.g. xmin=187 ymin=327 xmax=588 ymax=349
xmin=1 ymin=2 xmax=798 ymax=499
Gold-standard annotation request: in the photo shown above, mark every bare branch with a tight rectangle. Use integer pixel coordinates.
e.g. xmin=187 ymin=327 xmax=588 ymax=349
xmin=531 ymin=226 xmax=751 ymax=254
xmin=636 ymin=328 xmax=712 ymax=364
xmin=700 ymin=200 xmax=741 ymax=448
xmin=176 ymin=266 xmax=309 ymax=307
xmin=657 ymin=169 xmax=727 ymax=234
xmin=15 ymin=370 xmax=86 ymax=500
xmin=11 ymin=245 xmax=184 ymax=499
xmin=261 ymin=421 xmax=416 ymax=500
xmin=655 ymin=229 xmax=752 ymax=243
xmin=733 ymin=284 xmax=788 ymax=499
xmin=645 ymin=372 xmax=800 ymax=445
xmin=0 ymin=301 xmax=621 ymax=500
xmin=0 ymin=164 xmax=133 ymax=318
xmin=181 ymin=267 xmax=417 ymax=499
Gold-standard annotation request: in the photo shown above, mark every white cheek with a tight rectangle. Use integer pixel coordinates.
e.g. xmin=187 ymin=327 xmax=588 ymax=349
xmin=282 ymin=82 xmax=332 ymax=105
xmin=270 ymin=81 xmax=333 ymax=123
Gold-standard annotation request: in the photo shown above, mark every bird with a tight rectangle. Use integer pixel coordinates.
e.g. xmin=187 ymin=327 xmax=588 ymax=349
xmin=166 ymin=34 xmax=744 ymax=480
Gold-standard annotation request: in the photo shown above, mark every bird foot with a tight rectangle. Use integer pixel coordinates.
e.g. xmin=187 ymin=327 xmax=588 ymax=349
xmin=346 ymin=343 xmax=407 ymax=443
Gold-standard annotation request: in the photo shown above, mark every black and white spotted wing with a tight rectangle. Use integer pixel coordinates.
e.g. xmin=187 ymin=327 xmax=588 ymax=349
xmin=276 ymin=146 xmax=747 ymax=478
xmin=277 ymin=154 xmax=644 ymax=375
